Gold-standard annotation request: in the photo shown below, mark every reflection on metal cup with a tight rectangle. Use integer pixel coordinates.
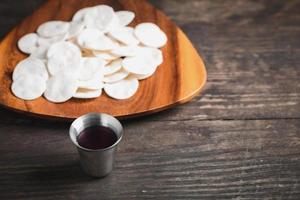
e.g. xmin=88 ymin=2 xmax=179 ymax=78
xmin=69 ymin=113 xmax=123 ymax=177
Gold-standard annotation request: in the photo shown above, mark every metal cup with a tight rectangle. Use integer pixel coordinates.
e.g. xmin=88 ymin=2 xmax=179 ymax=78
xmin=69 ymin=113 xmax=123 ymax=177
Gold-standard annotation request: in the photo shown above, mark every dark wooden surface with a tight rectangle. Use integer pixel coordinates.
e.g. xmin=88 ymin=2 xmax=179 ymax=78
xmin=0 ymin=0 xmax=299 ymax=199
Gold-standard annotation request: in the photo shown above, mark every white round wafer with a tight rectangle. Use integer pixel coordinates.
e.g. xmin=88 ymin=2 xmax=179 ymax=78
xmin=37 ymin=34 xmax=67 ymax=47
xmin=30 ymin=45 xmax=48 ymax=60
xmin=67 ymin=21 xmax=85 ymax=39
xmin=103 ymin=68 xmax=129 ymax=83
xmin=11 ymin=74 xmax=46 ymax=100
xmin=116 ymin=11 xmax=135 ymax=27
xmin=13 ymin=57 xmax=48 ymax=81
xmin=78 ymin=79 xmax=104 ymax=90
xmin=79 ymin=57 xmax=105 ymax=81
xmin=133 ymin=65 xmax=157 ymax=80
xmin=103 ymin=58 xmax=123 ymax=76
xmin=78 ymin=67 xmax=104 ymax=90
xmin=72 ymin=7 xmax=94 ymax=22
xmin=93 ymin=50 xmax=120 ymax=61
xmin=44 ymin=73 xmax=78 ymax=103
xmin=85 ymin=5 xmax=116 ymax=32
xmin=109 ymin=27 xmax=139 ymax=45
xmin=134 ymin=23 xmax=167 ymax=48
xmin=108 ymin=14 xmax=121 ymax=32
xmin=37 ymin=21 xmax=70 ymax=38
xmin=104 ymin=76 xmax=139 ymax=100
xmin=77 ymin=28 xmax=118 ymax=51
xmin=73 ymin=88 xmax=102 ymax=99
xmin=111 ymin=45 xmax=139 ymax=57
xmin=122 ymin=55 xmax=157 ymax=75
xmin=18 ymin=33 xmax=38 ymax=54
xmin=47 ymin=41 xmax=82 ymax=76
xmin=34 ymin=33 xmax=69 ymax=60
xmin=138 ymin=47 xmax=163 ymax=66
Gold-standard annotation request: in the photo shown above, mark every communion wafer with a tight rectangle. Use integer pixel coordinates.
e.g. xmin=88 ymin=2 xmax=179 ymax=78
xmin=12 ymin=57 xmax=48 ymax=81
xmin=18 ymin=33 xmax=39 ymax=54
xmin=134 ymin=23 xmax=167 ymax=48
xmin=73 ymin=88 xmax=102 ymax=99
xmin=103 ymin=58 xmax=123 ymax=76
xmin=47 ymin=41 xmax=82 ymax=76
xmin=11 ymin=74 xmax=46 ymax=101
xmin=77 ymin=28 xmax=119 ymax=51
xmin=37 ymin=21 xmax=70 ymax=38
xmin=103 ymin=68 xmax=129 ymax=83
xmin=116 ymin=11 xmax=135 ymax=27
xmin=78 ymin=57 xmax=105 ymax=81
xmin=104 ymin=76 xmax=139 ymax=100
xmin=108 ymin=27 xmax=139 ymax=45
xmin=44 ymin=74 xmax=78 ymax=103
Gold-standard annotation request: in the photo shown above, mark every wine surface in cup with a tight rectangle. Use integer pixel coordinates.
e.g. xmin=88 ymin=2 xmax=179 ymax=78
xmin=77 ymin=126 xmax=118 ymax=150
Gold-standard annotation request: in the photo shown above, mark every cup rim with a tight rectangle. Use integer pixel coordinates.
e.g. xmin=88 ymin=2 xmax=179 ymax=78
xmin=69 ymin=113 xmax=123 ymax=152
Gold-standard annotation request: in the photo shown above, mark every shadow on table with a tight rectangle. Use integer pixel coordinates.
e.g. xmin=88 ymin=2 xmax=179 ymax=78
xmin=27 ymin=160 xmax=102 ymax=184
xmin=0 ymin=106 xmax=71 ymax=127
xmin=2 ymin=160 xmax=110 ymax=199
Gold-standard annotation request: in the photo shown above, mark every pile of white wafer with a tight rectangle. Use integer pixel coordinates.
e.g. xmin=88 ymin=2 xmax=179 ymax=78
xmin=12 ymin=5 xmax=167 ymax=103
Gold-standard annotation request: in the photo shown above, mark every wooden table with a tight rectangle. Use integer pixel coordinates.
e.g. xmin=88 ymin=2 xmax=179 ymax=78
xmin=0 ymin=0 xmax=299 ymax=199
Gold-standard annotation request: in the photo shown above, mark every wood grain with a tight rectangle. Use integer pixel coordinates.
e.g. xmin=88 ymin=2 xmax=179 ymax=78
xmin=146 ymin=0 xmax=300 ymax=122
xmin=0 ymin=0 xmax=207 ymax=119
xmin=0 ymin=117 xmax=299 ymax=199
xmin=0 ymin=0 xmax=299 ymax=199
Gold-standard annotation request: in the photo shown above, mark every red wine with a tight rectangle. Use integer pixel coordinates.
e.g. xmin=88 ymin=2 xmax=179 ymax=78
xmin=77 ymin=126 xmax=118 ymax=150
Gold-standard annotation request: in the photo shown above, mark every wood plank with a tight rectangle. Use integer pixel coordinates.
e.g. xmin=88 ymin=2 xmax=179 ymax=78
xmin=149 ymin=0 xmax=300 ymax=27
xmin=0 ymin=119 xmax=299 ymax=199
xmin=150 ymin=48 xmax=300 ymax=121
xmin=146 ymin=0 xmax=300 ymax=121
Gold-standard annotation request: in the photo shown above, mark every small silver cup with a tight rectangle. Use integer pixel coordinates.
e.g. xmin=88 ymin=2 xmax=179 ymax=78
xmin=69 ymin=113 xmax=123 ymax=177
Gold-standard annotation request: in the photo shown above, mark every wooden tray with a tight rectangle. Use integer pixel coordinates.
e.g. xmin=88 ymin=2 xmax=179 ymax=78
xmin=0 ymin=0 xmax=207 ymax=120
